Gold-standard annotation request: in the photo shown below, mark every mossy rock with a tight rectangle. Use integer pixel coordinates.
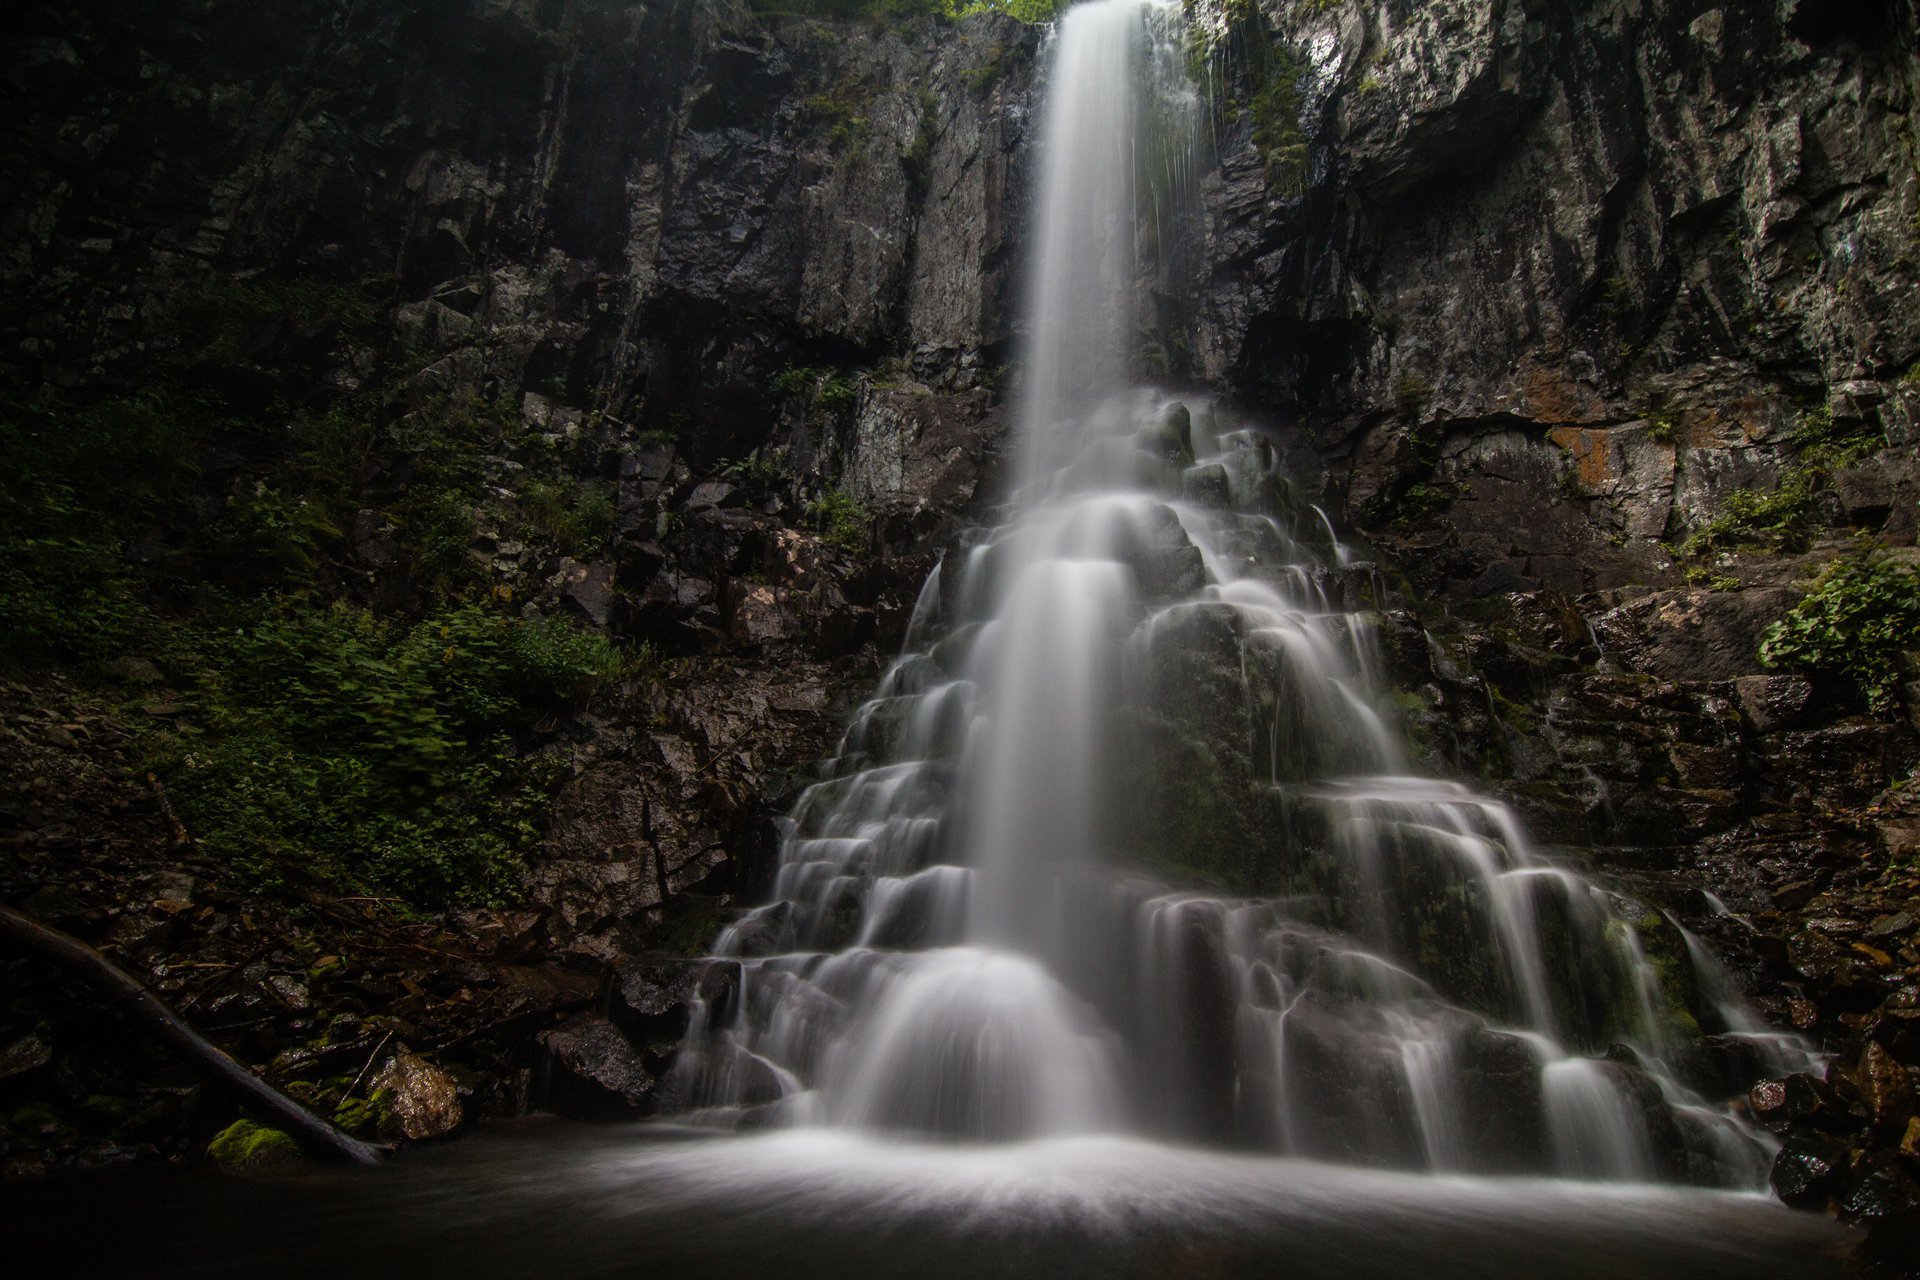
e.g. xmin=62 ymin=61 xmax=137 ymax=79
xmin=206 ymin=1119 xmax=304 ymax=1172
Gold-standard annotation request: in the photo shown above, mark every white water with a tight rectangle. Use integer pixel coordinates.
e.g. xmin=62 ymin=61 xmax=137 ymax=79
xmin=666 ymin=0 xmax=1789 ymax=1188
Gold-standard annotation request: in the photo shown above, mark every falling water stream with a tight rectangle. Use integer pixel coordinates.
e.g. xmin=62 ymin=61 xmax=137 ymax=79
xmin=4 ymin=4 xmax=1852 ymax=1275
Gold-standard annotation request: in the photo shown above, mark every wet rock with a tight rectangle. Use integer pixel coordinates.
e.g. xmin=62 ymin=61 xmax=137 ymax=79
xmin=1749 ymin=1077 xmax=1789 ymax=1126
xmin=556 ymin=559 xmax=617 ymax=628
xmin=0 ymin=1027 xmax=53 ymax=1083
xmin=1769 ymin=1128 xmax=1854 ymax=1208
xmin=536 ymin=1016 xmax=655 ymax=1119
xmin=1182 ymin=462 xmax=1231 ymax=508
xmin=372 ymin=1045 xmax=464 ymax=1140
xmin=1456 ymin=1028 xmax=1549 ymax=1172
xmin=685 ymin=481 xmax=738 ymax=512
xmin=1840 ymin=1150 xmax=1920 ymax=1222
xmin=1733 ymin=675 xmax=1816 ymax=733
xmin=1146 ymin=403 xmax=1193 ymax=464
xmin=447 ymin=909 xmax=547 ymax=962
xmin=609 ymin=957 xmax=700 ymax=1042
xmin=1856 ymin=1041 xmax=1917 ymax=1135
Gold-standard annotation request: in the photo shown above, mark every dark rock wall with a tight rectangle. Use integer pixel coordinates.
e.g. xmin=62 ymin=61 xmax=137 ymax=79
xmin=4 ymin=0 xmax=1033 ymax=486
xmin=1189 ymin=0 xmax=1919 ymax=596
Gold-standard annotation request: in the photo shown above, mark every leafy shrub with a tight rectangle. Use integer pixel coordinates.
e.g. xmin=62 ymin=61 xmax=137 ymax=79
xmin=146 ymin=602 xmax=637 ymax=907
xmin=723 ymin=454 xmax=783 ymax=491
xmin=1645 ymin=403 xmax=1682 ymax=444
xmin=1680 ymin=470 xmax=1816 ymax=558
xmin=519 ymin=477 xmax=616 ymax=556
xmin=1791 ymin=403 xmax=1882 ymax=472
xmin=1759 ymin=555 xmax=1920 ymax=715
xmin=817 ymin=377 xmax=860 ymax=414
xmin=806 ymin=488 xmax=869 ymax=553
xmin=750 ymin=0 xmax=1062 ymax=21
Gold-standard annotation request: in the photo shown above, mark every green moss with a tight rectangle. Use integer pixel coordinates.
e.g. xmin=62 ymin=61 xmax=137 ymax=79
xmin=8 ymin=1103 xmax=64 ymax=1131
xmin=330 ymin=1088 xmax=397 ymax=1137
xmin=1189 ymin=0 xmax=1310 ymax=196
xmin=79 ymin=1094 xmax=132 ymax=1125
xmin=1393 ymin=372 xmax=1432 ymax=420
xmin=206 ymin=1119 xmax=302 ymax=1170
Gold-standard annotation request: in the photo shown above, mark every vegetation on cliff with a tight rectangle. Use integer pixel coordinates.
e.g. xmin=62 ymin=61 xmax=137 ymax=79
xmin=1761 ymin=554 xmax=1920 ymax=716
xmin=0 ymin=275 xmax=644 ymax=910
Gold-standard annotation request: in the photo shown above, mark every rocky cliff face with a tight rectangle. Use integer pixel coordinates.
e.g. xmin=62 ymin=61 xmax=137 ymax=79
xmin=6 ymin=0 xmax=1035 ymax=490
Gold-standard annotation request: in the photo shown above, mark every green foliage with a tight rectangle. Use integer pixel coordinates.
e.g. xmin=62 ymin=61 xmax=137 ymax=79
xmin=1790 ymin=403 xmax=1882 ymax=472
xmin=143 ymin=601 xmax=634 ymax=907
xmin=960 ymin=0 xmax=1064 ymax=20
xmin=773 ymin=365 xmax=860 ymax=416
xmin=817 ymin=376 xmax=859 ymax=414
xmin=723 ymin=453 xmax=784 ymax=491
xmin=804 ymin=86 xmax=870 ymax=152
xmin=1247 ymin=50 xmax=1308 ymax=193
xmin=518 ymin=477 xmax=616 ymax=556
xmin=1 ymin=268 xmax=652 ymax=914
xmin=806 ymin=488 xmax=869 ymax=553
xmin=1393 ymin=372 xmax=1432 ymax=420
xmin=167 ymin=277 xmax=385 ymax=370
xmin=1678 ymin=404 xmax=1880 ymax=561
xmin=1681 ymin=469 xmax=1815 ymax=558
xmin=751 ymin=0 xmax=1061 ymax=21
xmin=1398 ymin=481 xmax=1448 ymax=520
xmin=1189 ymin=0 xmax=1309 ymax=195
xmin=1645 ymin=401 xmax=1682 ymax=444
xmin=772 ymin=364 xmax=825 ymax=398
xmin=0 ymin=390 xmax=228 ymax=664
xmin=210 ymin=482 xmax=345 ymax=583
xmin=1759 ymin=554 xmax=1920 ymax=715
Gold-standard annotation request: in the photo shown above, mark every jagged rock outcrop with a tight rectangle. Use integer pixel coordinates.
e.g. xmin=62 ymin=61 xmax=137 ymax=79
xmin=3 ymin=0 xmax=1031 ymax=502
xmin=1187 ymin=0 xmax=1918 ymax=593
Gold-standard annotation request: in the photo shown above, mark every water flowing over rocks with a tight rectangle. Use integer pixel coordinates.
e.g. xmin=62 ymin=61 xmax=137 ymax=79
xmin=1 ymin=0 xmax=1917 ymax=1254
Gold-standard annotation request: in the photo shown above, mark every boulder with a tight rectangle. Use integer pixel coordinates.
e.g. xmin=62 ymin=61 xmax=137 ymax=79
xmin=371 ymin=1044 xmax=464 ymax=1140
xmin=536 ymin=1016 xmax=656 ymax=1119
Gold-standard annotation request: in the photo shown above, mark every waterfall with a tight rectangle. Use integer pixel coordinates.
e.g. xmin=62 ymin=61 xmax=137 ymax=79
xmin=664 ymin=0 xmax=1784 ymax=1186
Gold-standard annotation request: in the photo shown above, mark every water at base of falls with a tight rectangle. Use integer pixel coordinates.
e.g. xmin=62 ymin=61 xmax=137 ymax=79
xmin=0 ymin=1123 xmax=1853 ymax=1280
xmin=664 ymin=0 xmax=1817 ymax=1188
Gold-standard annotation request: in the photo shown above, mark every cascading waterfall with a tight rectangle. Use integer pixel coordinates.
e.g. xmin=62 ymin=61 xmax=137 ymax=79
xmin=665 ymin=0 xmax=1812 ymax=1186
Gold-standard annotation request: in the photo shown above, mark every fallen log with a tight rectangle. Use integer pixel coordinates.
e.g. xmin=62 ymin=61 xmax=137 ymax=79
xmin=0 ymin=902 xmax=387 ymax=1166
